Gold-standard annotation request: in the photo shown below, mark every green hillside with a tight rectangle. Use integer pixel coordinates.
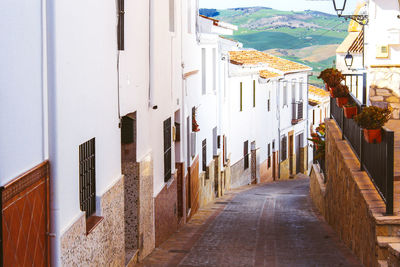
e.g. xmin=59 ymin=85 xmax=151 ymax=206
xmin=200 ymin=7 xmax=348 ymax=86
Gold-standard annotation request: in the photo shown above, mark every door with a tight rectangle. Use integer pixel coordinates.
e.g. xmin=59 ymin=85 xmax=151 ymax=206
xmin=1 ymin=162 xmax=50 ymax=267
xmin=251 ymin=141 xmax=257 ymax=183
xmin=296 ymin=134 xmax=301 ymax=174
xmin=289 ymin=134 xmax=294 ymax=175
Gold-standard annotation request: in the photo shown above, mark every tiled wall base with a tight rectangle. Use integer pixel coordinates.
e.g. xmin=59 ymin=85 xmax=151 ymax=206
xmin=137 ymin=153 xmax=155 ymax=261
xmin=279 ymin=158 xmax=290 ymax=179
xmin=259 ymin=160 xmax=273 ymax=184
xmin=154 ymin=175 xmax=178 ymax=247
xmin=60 ymin=177 xmax=125 ymax=266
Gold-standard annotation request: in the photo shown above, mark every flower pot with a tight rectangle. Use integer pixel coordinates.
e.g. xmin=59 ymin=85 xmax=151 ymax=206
xmin=343 ymin=106 xmax=357 ymax=119
xmin=363 ymin=128 xmax=382 ymax=144
xmin=336 ymin=97 xmax=348 ymax=108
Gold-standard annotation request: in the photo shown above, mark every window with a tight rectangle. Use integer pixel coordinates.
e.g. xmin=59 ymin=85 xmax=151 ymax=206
xmin=253 ymin=80 xmax=256 ymax=107
xmin=117 ymin=0 xmax=125 ymax=50
xmin=281 ymin=135 xmax=287 ymax=162
xmin=299 ymin=78 xmax=304 ymax=101
xmin=169 ymin=0 xmax=175 ymax=32
xmin=202 ymin=139 xmax=207 ymax=172
xmin=240 ymin=82 xmax=243 ymax=111
xmin=202 ymin=48 xmax=206 ymax=95
xmin=244 ymin=141 xmax=249 ymax=169
xmin=313 ymin=110 xmax=315 ymax=125
xmin=164 ymin=118 xmax=172 ymax=182
xmin=267 ymin=91 xmax=271 ymax=111
xmin=283 ymin=81 xmax=288 ymax=106
xmin=267 ymin=143 xmax=271 ymax=168
xmin=213 ymin=48 xmax=217 ymax=92
xmin=272 ymin=140 xmax=275 ymax=151
xmin=187 ymin=0 xmax=192 ymax=34
xmin=79 ymin=138 xmax=96 ymax=218
xmin=291 ymin=79 xmax=296 ymax=103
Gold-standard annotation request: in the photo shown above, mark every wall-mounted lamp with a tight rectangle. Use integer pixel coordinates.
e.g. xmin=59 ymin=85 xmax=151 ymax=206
xmin=344 ymin=52 xmax=354 ymax=70
xmin=332 ymin=0 xmax=368 ymax=25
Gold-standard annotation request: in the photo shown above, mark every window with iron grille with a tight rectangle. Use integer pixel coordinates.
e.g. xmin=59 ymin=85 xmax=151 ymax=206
xmin=244 ymin=141 xmax=249 ymax=169
xmin=202 ymin=139 xmax=207 ymax=172
xmin=267 ymin=143 xmax=271 ymax=168
xmin=164 ymin=118 xmax=172 ymax=182
xmin=281 ymin=136 xmax=287 ymax=162
xmin=79 ymin=138 xmax=96 ymax=218
xmin=117 ymin=0 xmax=125 ymax=50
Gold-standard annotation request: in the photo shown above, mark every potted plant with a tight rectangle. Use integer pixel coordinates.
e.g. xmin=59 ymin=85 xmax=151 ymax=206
xmin=343 ymin=102 xmax=358 ymax=119
xmin=308 ymin=123 xmax=326 ymax=159
xmin=333 ymin=84 xmax=350 ymax=107
xmin=318 ymin=68 xmax=345 ymax=93
xmin=192 ymin=108 xmax=200 ymax=132
xmin=353 ymin=106 xmax=392 ymax=144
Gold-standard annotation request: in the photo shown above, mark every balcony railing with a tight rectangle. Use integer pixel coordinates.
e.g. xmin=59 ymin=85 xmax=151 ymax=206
xmin=330 ymin=95 xmax=394 ymax=214
xmin=343 ymin=73 xmax=366 ymax=105
xmin=292 ymin=101 xmax=303 ymax=125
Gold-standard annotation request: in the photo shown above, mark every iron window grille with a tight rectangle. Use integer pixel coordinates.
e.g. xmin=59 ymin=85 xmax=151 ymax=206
xmin=164 ymin=118 xmax=172 ymax=182
xmin=79 ymin=138 xmax=96 ymax=218
xmin=202 ymin=139 xmax=207 ymax=172
xmin=244 ymin=141 xmax=249 ymax=169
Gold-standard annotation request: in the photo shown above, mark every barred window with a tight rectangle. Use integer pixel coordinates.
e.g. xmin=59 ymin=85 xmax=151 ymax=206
xmin=281 ymin=136 xmax=287 ymax=161
xmin=79 ymin=138 xmax=96 ymax=218
xmin=164 ymin=118 xmax=172 ymax=182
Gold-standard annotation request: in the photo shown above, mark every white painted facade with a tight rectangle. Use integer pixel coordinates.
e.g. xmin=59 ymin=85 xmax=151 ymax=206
xmin=0 ymin=0 xmax=47 ymax=185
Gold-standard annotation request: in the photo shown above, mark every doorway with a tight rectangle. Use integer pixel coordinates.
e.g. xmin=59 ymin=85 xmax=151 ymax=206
xmin=296 ymin=133 xmax=304 ymax=174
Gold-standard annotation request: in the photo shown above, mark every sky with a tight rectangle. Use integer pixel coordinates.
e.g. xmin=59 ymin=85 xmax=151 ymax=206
xmin=199 ymin=0 xmax=359 ymax=15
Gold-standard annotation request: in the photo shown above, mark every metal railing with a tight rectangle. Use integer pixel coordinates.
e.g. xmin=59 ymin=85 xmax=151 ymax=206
xmin=330 ymin=95 xmax=394 ymax=214
xmin=343 ymin=73 xmax=366 ymax=105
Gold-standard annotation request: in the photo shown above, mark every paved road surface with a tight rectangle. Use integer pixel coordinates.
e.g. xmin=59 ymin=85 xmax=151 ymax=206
xmin=138 ymin=178 xmax=362 ymax=267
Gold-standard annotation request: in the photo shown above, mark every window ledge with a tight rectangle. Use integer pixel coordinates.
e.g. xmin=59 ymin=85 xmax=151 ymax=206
xmin=86 ymin=215 xmax=104 ymax=235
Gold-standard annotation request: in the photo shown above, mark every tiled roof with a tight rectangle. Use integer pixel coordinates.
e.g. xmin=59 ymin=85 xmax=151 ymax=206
xmin=229 ymin=50 xmax=311 ymax=73
xmin=349 ymin=30 xmax=364 ymax=53
xmin=309 ymin=85 xmax=330 ymax=99
xmin=259 ymin=70 xmax=281 ymax=79
xmin=309 ymin=99 xmax=321 ymax=106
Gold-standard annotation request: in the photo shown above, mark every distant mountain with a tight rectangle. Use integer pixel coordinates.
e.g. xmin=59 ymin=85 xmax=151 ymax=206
xmin=200 ymin=7 xmax=348 ymax=86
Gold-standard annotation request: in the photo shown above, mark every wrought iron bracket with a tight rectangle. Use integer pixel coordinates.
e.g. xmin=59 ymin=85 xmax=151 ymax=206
xmin=339 ymin=14 xmax=368 ymax=25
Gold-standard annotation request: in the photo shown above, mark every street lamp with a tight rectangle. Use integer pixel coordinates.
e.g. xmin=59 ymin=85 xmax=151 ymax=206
xmin=332 ymin=0 xmax=368 ymax=25
xmin=344 ymin=52 xmax=353 ymax=70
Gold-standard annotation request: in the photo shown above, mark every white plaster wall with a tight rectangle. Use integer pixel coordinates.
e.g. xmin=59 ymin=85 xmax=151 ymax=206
xmin=0 ymin=0 xmax=45 ymax=185
xmin=150 ymin=0 xmax=182 ymax=197
xmin=47 ymin=0 xmax=121 ymax=244
xmin=366 ymin=0 xmax=400 ymax=66
xmin=119 ymin=0 xmax=151 ymax=162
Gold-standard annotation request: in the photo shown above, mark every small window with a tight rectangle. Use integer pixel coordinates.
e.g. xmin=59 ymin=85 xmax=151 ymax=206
xmin=299 ymin=78 xmax=304 ymax=101
xmin=202 ymin=48 xmax=206 ymax=95
xmin=79 ymin=138 xmax=96 ymax=218
xmin=187 ymin=0 xmax=192 ymax=34
xmin=240 ymin=82 xmax=243 ymax=111
xmin=267 ymin=143 xmax=271 ymax=168
xmin=202 ymin=139 xmax=207 ymax=172
xmin=169 ymin=0 xmax=175 ymax=32
xmin=272 ymin=140 xmax=275 ymax=151
xmin=281 ymin=136 xmax=287 ymax=162
xmin=267 ymin=91 xmax=271 ymax=111
xmin=164 ymin=118 xmax=172 ymax=182
xmin=253 ymin=80 xmax=256 ymax=107
xmin=283 ymin=81 xmax=288 ymax=106
xmin=244 ymin=141 xmax=249 ymax=169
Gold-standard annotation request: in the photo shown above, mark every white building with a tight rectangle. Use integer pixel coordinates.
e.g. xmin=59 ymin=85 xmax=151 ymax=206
xmin=308 ymin=85 xmax=331 ymax=166
xmin=226 ymin=50 xmax=311 ymax=182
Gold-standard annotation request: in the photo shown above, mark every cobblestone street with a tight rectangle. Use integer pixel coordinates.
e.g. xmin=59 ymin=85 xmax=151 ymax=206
xmin=138 ymin=178 xmax=362 ymax=267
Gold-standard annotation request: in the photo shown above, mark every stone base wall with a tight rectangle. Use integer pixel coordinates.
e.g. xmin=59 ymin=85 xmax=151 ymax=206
xmin=279 ymin=158 xmax=290 ymax=179
xmin=299 ymin=146 xmax=308 ymax=174
xmin=370 ymin=85 xmax=400 ymax=119
xmin=230 ymin=157 xmax=251 ymax=188
xmin=137 ymin=153 xmax=155 ymax=261
xmin=310 ymin=119 xmax=385 ymax=267
xmin=61 ymin=177 xmax=125 ymax=266
xmin=123 ymin=161 xmax=139 ymax=253
xmin=154 ymin=174 xmax=178 ymax=247
xmin=223 ymin=159 xmax=231 ymax=192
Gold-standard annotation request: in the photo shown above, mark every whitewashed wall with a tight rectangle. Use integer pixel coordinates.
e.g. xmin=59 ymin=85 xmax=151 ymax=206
xmin=0 ymin=0 xmax=46 ymax=185
xmin=47 ymin=0 xmax=121 ymax=264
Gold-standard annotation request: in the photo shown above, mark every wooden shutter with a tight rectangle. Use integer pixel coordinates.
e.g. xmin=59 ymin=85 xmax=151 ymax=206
xmin=117 ymin=0 xmax=125 ymax=50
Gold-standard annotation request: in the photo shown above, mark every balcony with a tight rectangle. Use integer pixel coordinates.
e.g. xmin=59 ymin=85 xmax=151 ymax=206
xmin=291 ymin=101 xmax=303 ymax=125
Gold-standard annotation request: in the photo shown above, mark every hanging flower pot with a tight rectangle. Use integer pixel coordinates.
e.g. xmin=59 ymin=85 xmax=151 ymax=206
xmin=363 ymin=129 xmax=382 ymax=144
xmin=343 ymin=104 xmax=357 ymax=119
xmin=336 ymin=97 xmax=348 ymax=108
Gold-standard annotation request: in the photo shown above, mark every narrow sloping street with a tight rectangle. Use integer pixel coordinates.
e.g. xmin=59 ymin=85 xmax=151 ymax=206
xmin=138 ymin=178 xmax=362 ymax=267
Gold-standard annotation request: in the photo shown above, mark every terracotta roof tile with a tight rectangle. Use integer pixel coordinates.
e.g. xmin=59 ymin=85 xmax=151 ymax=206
xmin=229 ymin=50 xmax=311 ymax=73
xmin=259 ymin=70 xmax=281 ymax=79
xmin=309 ymin=85 xmax=330 ymax=99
